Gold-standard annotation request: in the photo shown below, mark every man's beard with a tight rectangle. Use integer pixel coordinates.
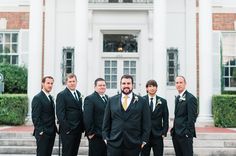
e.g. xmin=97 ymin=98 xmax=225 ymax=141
xmin=121 ymin=87 xmax=133 ymax=95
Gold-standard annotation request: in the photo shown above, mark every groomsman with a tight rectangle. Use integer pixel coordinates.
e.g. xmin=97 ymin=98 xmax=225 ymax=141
xmin=171 ymin=76 xmax=198 ymax=156
xmin=141 ymin=79 xmax=169 ymax=156
xmin=103 ymin=74 xmax=151 ymax=156
xmin=84 ymin=78 xmax=108 ymax=156
xmin=56 ymin=73 xmax=84 ymax=156
xmin=32 ymin=76 xmax=57 ymax=156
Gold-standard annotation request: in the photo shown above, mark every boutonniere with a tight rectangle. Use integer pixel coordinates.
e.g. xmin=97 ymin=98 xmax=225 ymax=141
xmin=79 ymin=94 xmax=84 ymax=99
xmin=156 ymin=99 xmax=162 ymax=106
xmin=179 ymin=94 xmax=186 ymax=102
xmin=133 ymin=96 xmax=139 ymax=103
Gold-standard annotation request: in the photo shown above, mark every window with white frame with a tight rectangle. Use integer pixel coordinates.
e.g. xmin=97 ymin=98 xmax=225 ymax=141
xmin=0 ymin=32 xmax=18 ymax=64
xmin=62 ymin=47 xmax=74 ymax=84
xmin=104 ymin=60 xmax=118 ymax=89
xmin=167 ymin=48 xmax=178 ymax=86
xmin=123 ymin=60 xmax=136 ymax=88
xmin=221 ymin=32 xmax=236 ymax=90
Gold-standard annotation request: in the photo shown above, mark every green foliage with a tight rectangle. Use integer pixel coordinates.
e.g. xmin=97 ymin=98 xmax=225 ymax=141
xmin=0 ymin=63 xmax=27 ymax=93
xmin=0 ymin=94 xmax=28 ymax=125
xmin=212 ymin=95 xmax=236 ymax=127
xmin=222 ymin=90 xmax=236 ymax=95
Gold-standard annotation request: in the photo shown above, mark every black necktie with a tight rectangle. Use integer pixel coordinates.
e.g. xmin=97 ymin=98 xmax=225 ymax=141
xmin=102 ymin=96 xmax=107 ymax=103
xmin=150 ymin=98 xmax=154 ymax=112
xmin=176 ymin=95 xmax=180 ymax=103
xmin=74 ymin=92 xmax=79 ymax=101
xmin=48 ymin=95 xmax=53 ymax=103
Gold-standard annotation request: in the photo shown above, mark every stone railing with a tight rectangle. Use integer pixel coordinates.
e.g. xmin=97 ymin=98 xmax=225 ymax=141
xmin=89 ymin=0 xmax=153 ymax=3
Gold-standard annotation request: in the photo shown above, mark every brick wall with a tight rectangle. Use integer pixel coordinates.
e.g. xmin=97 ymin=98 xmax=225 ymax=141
xmin=0 ymin=12 xmax=29 ymax=29
xmin=213 ymin=13 xmax=236 ymax=30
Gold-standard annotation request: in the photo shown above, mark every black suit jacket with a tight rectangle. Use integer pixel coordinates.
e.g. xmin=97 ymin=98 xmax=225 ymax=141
xmin=31 ymin=91 xmax=57 ymax=136
xmin=102 ymin=93 xmax=151 ymax=148
xmin=143 ymin=95 xmax=169 ymax=138
xmin=83 ymin=91 xmax=108 ymax=137
xmin=171 ymin=90 xmax=198 ymax=138
xmin=56 ymin=87 xmax=84 ymax=134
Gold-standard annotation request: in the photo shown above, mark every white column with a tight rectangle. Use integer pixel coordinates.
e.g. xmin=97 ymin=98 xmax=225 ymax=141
xmin=27 ymin=0 xmax=43 ymax=118
xmin=185 ymin=0 xmax=197 ymax=95
xmin=198 ymin=0 xmax=214 ymax=125
xmin=153 ymin=0 xmax=167 ymax=97
xmin=44 ymin=0 xmax=56 ymax=78
xmin=75 ymin=0 xmax=88 ymax=95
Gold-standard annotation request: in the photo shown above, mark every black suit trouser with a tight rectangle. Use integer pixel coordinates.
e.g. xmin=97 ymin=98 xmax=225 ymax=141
xmin=172 ymin=134 xmax=193 ymax=156
xmin=35 ymin=133 xmax=56 ymax=156
xmin=107 ymin=143 xmax=140 ymax=156
xmin=88 ymin=135 xmax=107 ymax=156
xmin=61 ymin=132 xmax=82 ymax=156
xmin=141 ymin=136 xmax=163 ymax=156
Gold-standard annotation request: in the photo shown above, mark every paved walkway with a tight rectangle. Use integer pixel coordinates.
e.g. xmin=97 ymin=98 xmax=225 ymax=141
xmin=0 ymin=125 xmax=236 ymax=133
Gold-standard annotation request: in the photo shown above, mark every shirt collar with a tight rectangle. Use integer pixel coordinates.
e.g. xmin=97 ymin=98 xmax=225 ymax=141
xmin=148 ymin=94 xmax=156 ymax=100
xmin=122 ymin=93 xmax=133 ymax=99
xmin=42 ymin=89 xmax=50 ymax=97
xmin=179 ymin=89 xmax=186 ymax=97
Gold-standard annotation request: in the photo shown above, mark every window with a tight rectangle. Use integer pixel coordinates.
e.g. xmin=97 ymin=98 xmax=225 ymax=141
xmin=104 ymin=60 xmax=118 ymax=89
xmin=104 ymin=60 xmax=137 ymax=89
xmin=167 ymin=48 xmax=178 ymax=86
xmin=109 ymin=0 xmax=118 ymax=2
xmin=0 ymin=32 xmax=18 ymax=64
xmin=103 ymin=34 xmax=138 ymax=52
xmin=222 ymin=32 xmax=236 ymax=90
xmin=123 ymin=60 xmax=136 ymax=88
xmin=62 ymin=47 xmax=74 ymax=84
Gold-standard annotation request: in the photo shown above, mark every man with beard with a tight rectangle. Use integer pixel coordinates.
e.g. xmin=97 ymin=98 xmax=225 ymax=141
xmin=103 ymin=74 xmax=151 ymax=156
xmin=31 ymin=76 xmax=57 ymax=156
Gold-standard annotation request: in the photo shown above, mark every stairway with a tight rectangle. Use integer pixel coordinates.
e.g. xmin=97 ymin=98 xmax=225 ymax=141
xmin=0 ymin=131 xmax=236 ymax=156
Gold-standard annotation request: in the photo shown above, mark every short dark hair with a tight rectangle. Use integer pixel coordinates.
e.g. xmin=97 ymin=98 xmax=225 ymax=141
xmin=120 ymin=74 xmax=134 ymax=84
xmin=94 ymin=78 xmax=106 ymax=86
xmin=145 ymin=79 xmax=158 ymax=88
xmin=176 ymin=75 xmax=186 ymax=83
xmin=66 ymin=73 xmax=77 ymax=82
xmin=42 ymin=76 xmax=54 ymax=83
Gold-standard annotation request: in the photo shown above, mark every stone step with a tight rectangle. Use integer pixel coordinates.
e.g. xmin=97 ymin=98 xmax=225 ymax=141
xmin=0 ymin=138 xmax=235 ymax=148
xmin=0 ymin=131 xmax=236 ymax=156
xmin=0 ymin=146 xmax=88 ymax=155
xmin=1 ymin=132 xmax=236 ymax=139
xmin=0 ymin=146 xmax=236 ymax=156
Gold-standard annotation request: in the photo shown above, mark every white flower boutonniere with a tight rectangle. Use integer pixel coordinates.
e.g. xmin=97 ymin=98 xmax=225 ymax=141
xmin=133 ymin=96 xmax=139 ymax=103
xmin=156 ymin=99 xmax=162 ymax=106
xmin=179 ymin=94 xmax=186 ymax=102
xmin=79 ymin=94 xmax=84 ymax=100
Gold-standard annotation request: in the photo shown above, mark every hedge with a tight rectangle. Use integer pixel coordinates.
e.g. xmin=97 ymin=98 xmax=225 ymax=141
xmin=0 ymin=64 xmax=27 ymax=93
xmin=212 ymin=95 xmax=236 ymax=128
xmin=0 ymin=94 xmax=28 ymax=125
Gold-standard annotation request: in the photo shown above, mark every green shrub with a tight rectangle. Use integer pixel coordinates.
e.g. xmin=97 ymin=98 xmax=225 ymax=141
xmin=0 ymin=63 xmax=27 ymax=93
xmin=0 ymin=94 xmax=28 ymax=125
xmin=212 ymin=95 xmax=236 ymax=127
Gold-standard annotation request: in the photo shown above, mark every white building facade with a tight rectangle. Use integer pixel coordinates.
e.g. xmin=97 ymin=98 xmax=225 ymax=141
xmin=1 ymin=0 xmax=236 ymax=123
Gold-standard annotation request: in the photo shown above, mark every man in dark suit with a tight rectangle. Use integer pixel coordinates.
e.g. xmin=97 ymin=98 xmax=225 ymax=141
xmin=171 ymin=76 xmax=198 ymax=156
xmin=31 ymin=76 xmax=57 ymax=156
xmin=141 ymin=80 xmax=169 ymax=156
xmin=83 ymin=78 xmax=108 ymax=156
xmin=103 ymin=74 xmax=151 ymax=156
xmin=56 ymin=73 xmax=84 ymax=156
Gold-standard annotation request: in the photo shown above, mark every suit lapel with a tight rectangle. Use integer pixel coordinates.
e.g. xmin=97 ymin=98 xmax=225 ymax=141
xmin=40 ymin=91 xmax=54 ymax=110
xmin=175 ymin=91 xmax=187 ymax=114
